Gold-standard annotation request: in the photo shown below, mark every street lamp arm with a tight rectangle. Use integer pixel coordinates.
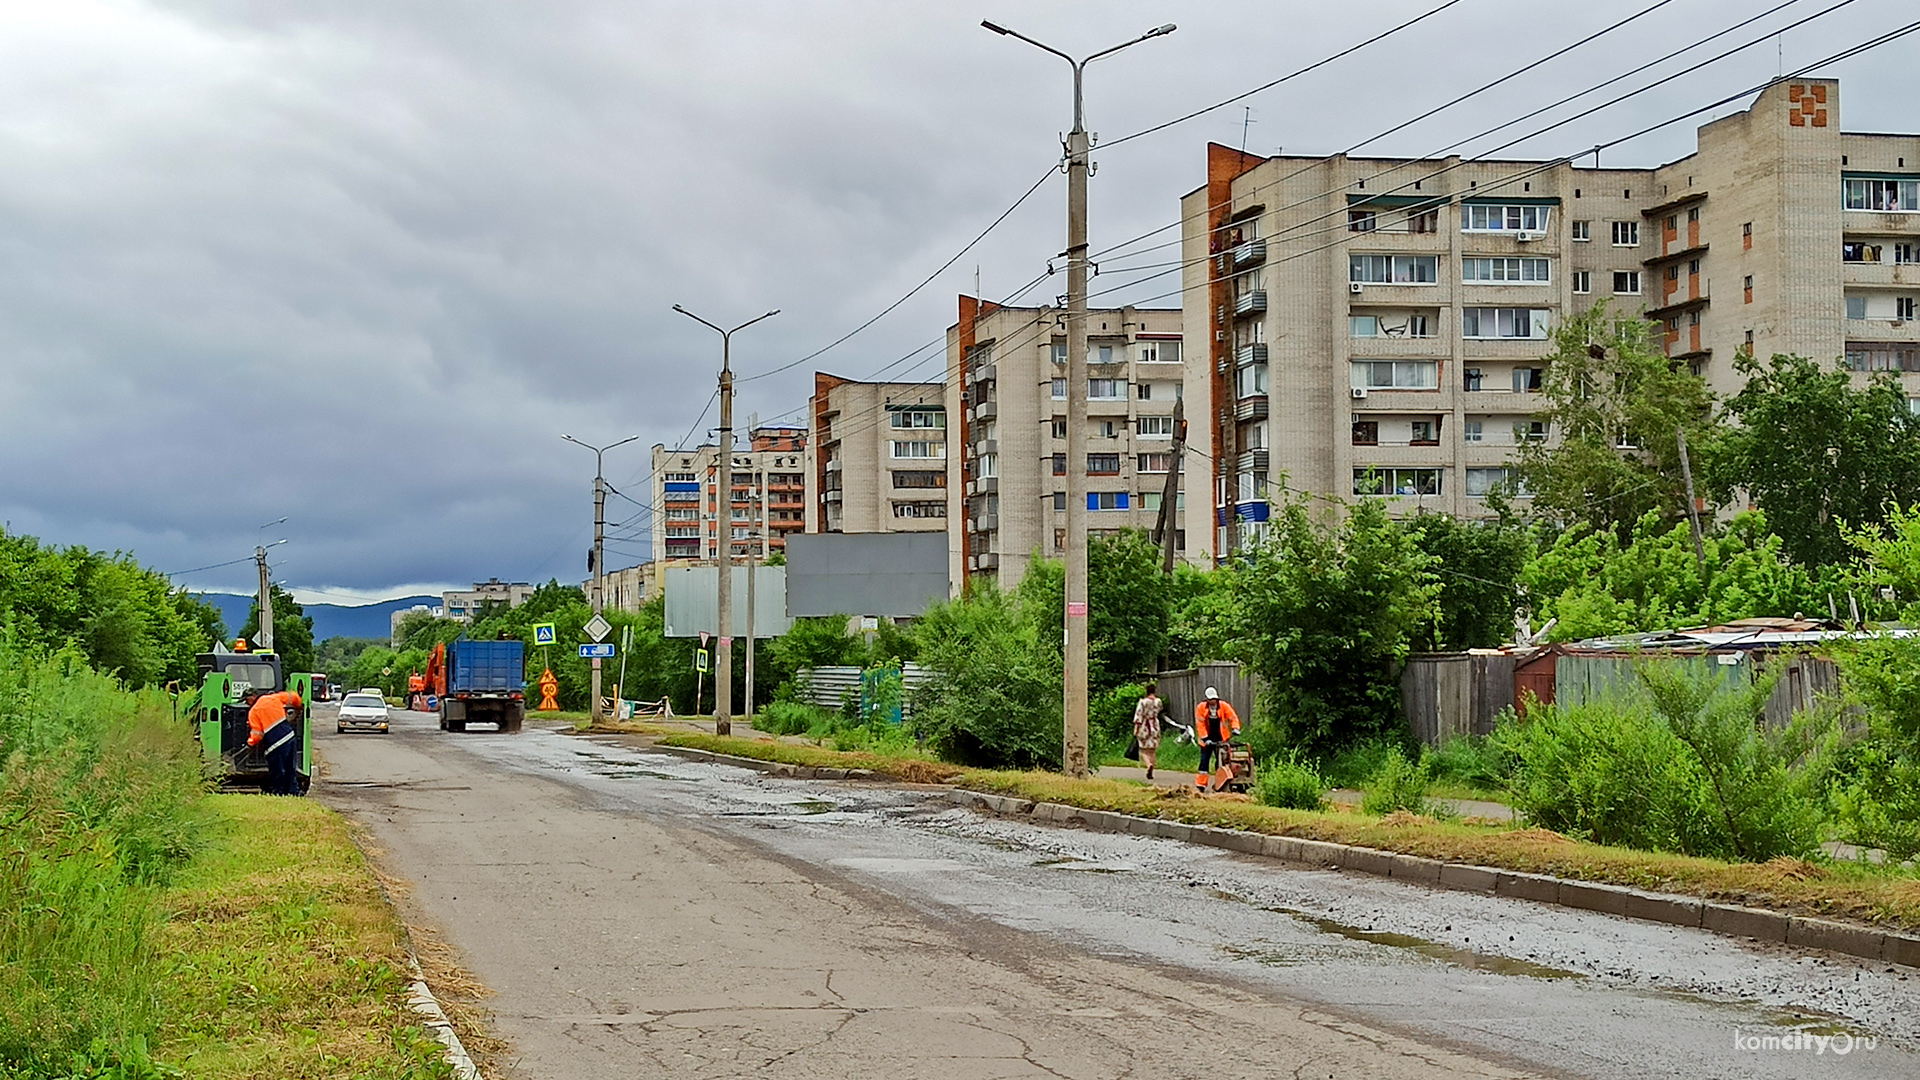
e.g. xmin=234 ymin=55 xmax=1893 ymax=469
xmin=1086 ymin=24 xmax=1177 ymax=65
xmin=728 ymin=310 xmax=781 ymax=335
xmin=981 ymin=20 xmax=1075 ymax=66
xmin=672 ymin=304 xmax=725 ymax=336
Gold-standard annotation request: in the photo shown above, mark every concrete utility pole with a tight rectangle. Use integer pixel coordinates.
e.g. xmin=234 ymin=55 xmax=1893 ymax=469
xmin=674 ymin=304 xmax=779 ymax=737
xmin=254 ymin=545 xmax=274 ymax=651
xmin=1151 ymin=396 xmax=1187 ymax=574
xmin=1676 ymin=427 xmax=1708 ymax=577
xmin=983 ymin=18 xmax=1175 ymax=779
xmin=745 ymin=478 xmax=765 ymax=720
xmin=563 ymin=433 xmax=640 ymax=725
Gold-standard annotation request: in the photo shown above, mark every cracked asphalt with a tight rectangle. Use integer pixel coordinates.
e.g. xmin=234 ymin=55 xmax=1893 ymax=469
xmin=315 ymin=709 xmax=1916 ymax=1078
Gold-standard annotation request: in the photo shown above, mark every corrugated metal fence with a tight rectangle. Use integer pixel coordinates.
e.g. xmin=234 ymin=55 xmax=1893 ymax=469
xmin=793 ymin=664 xmax=930 ymax=719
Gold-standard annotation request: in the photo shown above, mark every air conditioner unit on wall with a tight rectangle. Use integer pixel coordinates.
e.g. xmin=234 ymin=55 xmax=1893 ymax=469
xmin=1517 ymin=231 xmax=1541 ymax=242
xmin=1349 ymin=282 xmax=1364 ymax=294
xmin=1350 ymin=387 xmax=1368 ymax=399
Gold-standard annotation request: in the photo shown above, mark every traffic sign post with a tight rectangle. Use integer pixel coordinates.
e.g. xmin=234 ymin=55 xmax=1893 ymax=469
xmin=578 ymin=643 xmax=616 ymax=659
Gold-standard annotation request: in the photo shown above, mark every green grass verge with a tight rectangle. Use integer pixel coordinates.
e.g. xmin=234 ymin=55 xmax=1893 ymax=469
xmin=635 ymin=729 xmax=1920 ymax=933
xmin=151 ymin=795 xmax=454 ymax=1079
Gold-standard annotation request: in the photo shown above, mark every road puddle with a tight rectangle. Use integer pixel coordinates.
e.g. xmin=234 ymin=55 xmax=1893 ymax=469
xmin=1034 ymin=856 xmax=1131 ymax=874
xmin=1217 ymin=907 xmax=1584 ymax=980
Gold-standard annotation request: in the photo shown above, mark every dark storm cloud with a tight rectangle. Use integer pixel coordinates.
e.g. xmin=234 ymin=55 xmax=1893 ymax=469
xmin=1 ymin=1 xmax=1912 ymax=600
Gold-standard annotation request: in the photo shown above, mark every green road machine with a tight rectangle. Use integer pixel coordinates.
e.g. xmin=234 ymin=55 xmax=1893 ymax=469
xmin=185 ymin=649 xmax=314 ymax=794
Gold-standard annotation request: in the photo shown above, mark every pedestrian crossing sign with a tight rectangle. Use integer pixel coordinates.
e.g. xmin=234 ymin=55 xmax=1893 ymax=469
xmin=533 ymin=622 xmax=556 ymax=645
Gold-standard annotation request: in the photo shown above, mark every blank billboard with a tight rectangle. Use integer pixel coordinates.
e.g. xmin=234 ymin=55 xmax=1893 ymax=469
xmin=784 ymin=533 xmax=949 ymax=618
xmin=662 ymin=566 xmax=793 ymax=639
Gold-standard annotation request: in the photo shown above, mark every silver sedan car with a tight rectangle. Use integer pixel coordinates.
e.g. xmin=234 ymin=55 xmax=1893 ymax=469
xmin=336 ymin=692 xmax=391 ymax=734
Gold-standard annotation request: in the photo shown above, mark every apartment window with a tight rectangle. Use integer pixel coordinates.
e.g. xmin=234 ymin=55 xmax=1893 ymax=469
xmin=1359 ymin=311 xmax=1433 ymax=339
xmin=1843 ymin=177 xmax=1920 ymax=212
xmin=1847 ymin=295 xmax=1868 ymax=320
xmin=891 ymin=408 xmax=945 ymax=429
xmin=1054 ymin=528 xmax=1066 ymax=550
xmin=1512 ymin=367 xmax=1544 ymax=392
xmin=1349 ymin=209 xmax=1378 ymax=232
xmin=892 ymin=501 xmax=946 ymax=519
xmin=1050 ymin=453 xmax=1066 ymax=476
xmin=1136 ymin=339 xmax=1181 ymax=363
xmin=1462 ymin=204 xmax=1551 ymax=232
xmin=1136 ymin=382 xmax=1152 ymax=400
xmin=1050 ymin=343 xmax=1067 ymax=364
xmin=1665 ymin=215 xmax=1677 ymax=231
xmin=1089 ymin=344 xmax=1115 ymax=365
xmin=1089 ymin=491 xmax=1130 ymax=510
xmin=975 ymin=453 xmax=997 ymax=479
xmin=1743 ymin=222 xmax=1753 ymax=248
xmin=1052 ymin=491 xmax=1067 ymax=512
xmin=663 ymin=472 xmax=698 ymax=483
xmin=665 ymin=526 xmax=701 ymax=538
xmin=1846 ymin=343 xmax=1920 ymax=371
xmin=1354 ymin=468 xmax=1441 ymax=496
xmin=1687 ymin=207 xmax=1699 ymax=223
xmin=1465 ymin=467 xmax=1514 ymax=497
xmin=1572 ymin=220 xmax=1591 ymax=242
xmin=1895 ymin=243 xmax=1918 ymax=264
xmin=1408 ymin=208 xmax=1439 ymax=233
xmin=1843 ymin=242 xmax=1882 ymax=263
xmin=1665 ymin=265 xmax=1680 ymax=281
xmin=1462 ymin=257 xmax=1551 ymax=284
xmin=1137 ymin=452 xmax=1175 ymax=473
xmin=1688 ymin=310 xmax=1701 ymax=327
xmin=1410 ymin=419 xmax=1438 ymax=445
xmin=1572 ymin=270 xmax=1591 ymax=294
xmin=731 ymin=472 xmax=756 ymax=486
xmin=1900 ymin=297 xmax=1917 ymax=320
xmin=1093 ymin=419 xmax=1118 ymax=440
xmin=1688 ymin=259 xmax=1700 ymax=276
xmin=1351 ymin=360 xmax=1439 ymax=390
xmin=1464 ymin=420 xmax=1484 ymax=442
xmin=1352 ymin=420 xmax=1379 ymax=446
xmin=1137 ymin=415 xmax=1175 ymax=438
xmin=1088 ymin=379 xmax=1126 ymax=399
xmin=1744 ymin=275 xmax=1754 ymax=303
xmin=890 ymin=440 xmax=944 ymax=459
xmin=1244 ymin=421 xmax=1267 ymax=450
xmin=1350 ymin=315 xmax=1378 ymax=338
xmin=1236 ymin=363 xmax=1269 ymax=398
xmin=1139 ymin=491 xmax=1186 ymax=512
xmin=1050 ymin=378 xmax=1066 ymax=399
xmin=1613 ymin=271 xmax=1641 ymax=295
xmin=664 ymin=508 xmax=698 ymax=521
xmin=1463 ymin=366 xmax=1484 ymax=392
xmin=891 ymin=470 xmax=945 ymax=489
xmin=1350 ymin=254 xmax=1439 ymax=284
xmin=1088 ymin=453 xmax=1121 ymax=475
xmin=1513 ymin=420 xmax=1547 ymax=441
xmin=1462 ymin=307 xmax=1550 ymax=339
xmin=1611 ymin=221 xmax=1640 ymax=246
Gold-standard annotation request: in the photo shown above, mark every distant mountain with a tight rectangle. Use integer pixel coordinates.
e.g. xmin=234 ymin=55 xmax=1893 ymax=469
xmin=193 ymin=592 xmax=438 ymax=642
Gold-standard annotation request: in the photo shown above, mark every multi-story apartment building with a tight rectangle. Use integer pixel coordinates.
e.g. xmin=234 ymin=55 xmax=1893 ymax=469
xmin=807 ymin=374 xmax=948 ymax=534
xmin=585 ymin=561 xmax=668 ymax=613
xmin=650 ymin=425 xmax=808 ymax=563
xmin=441 ymin=578 xmax=534 ymax=621
xmin=1182 ymin=78 xmax=1920 ymax=556
xmin=947 ymin=295 xmax=1195 ymax=589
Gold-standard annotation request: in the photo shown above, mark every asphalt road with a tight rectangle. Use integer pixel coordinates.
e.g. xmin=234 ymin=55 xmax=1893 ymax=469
xmin=313 ymin=706 xmax=1916 ymax=1079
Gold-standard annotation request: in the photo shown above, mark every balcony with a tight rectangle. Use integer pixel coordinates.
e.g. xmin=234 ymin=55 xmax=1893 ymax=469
xmin=1235 ymin=397 xmax=1268 ymax=421
xmin=973 ymin=400 xmax=997 ymax=422
xmin=1237 ymin=449 xmax=1269 ymax=473
xmin=973 ymin=438 xmax=998 ymax=456
xmin=969 ymin=553 xmax=1000 ymax=571
xmin=973 ymin=514 xmax=999 ymax=532
xmin=965 ymin=362 xmax=997 ymax=385
xmin=1842 ymin=261 xmax=1920 ymax=288
xmin=1233 ymin=290 xmax=1268 ymax=317
xmin=1235 ymin=342 xmax=1268 ymax=367
xmin=1232 ymin=239 xmax=1267 ymax=267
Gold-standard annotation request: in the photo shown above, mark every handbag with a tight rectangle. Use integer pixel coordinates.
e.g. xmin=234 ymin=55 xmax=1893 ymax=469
xmin=1123 ymin=737 xmax=1140 ymax=761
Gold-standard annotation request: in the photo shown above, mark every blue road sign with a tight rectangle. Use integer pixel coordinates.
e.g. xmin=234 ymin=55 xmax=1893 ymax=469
xmin=533 ymin=622 xmax=557 ymax=645
xmin=578 ymin=643 xmax=616 ymax=658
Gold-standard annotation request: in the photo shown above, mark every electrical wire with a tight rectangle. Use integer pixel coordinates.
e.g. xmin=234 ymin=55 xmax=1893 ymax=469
xmin=163 ymin=554 xmax=257 ymax=578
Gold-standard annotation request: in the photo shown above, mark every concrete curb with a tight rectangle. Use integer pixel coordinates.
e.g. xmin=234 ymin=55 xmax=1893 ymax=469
xmin=616 ymin=740 xmax=1920 ymax=971
xmin=407 ymin=959 xmax=482 ymax=1080
xmin=942 ymin=789 xmax=1920 ymax=971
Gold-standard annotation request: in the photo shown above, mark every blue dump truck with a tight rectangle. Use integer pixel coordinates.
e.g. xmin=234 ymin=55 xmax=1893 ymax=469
xmin=438 ymin=638 xmax=526 ymax=733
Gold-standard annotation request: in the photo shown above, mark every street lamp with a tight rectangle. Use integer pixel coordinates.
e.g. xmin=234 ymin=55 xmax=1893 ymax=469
xmin=673 ymin=304 xmax=780 ymax=737
xmin=983 ymin=18 xmax=1174 ymax=778
xmin=562 ymin=432 xmax=640 ymax=724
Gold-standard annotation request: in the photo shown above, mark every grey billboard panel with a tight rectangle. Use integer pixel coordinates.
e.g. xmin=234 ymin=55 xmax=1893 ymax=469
xmin=784 ymin=533 xmax=949 ymax=618
xmin=662 ymin=566 xmax=793 ymax=639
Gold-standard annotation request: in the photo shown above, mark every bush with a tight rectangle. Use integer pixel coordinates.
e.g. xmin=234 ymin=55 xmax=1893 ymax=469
xmin=1424 ymin=733 xmax=1512 ymax=794
xmin=1091 ymin=683 xmax=1145 ymax=764
xmin=1832 ymin=743 xmax=1920 ymax=860
xmin=1255 ymin=751 xmax=1328 ymax=811
xmin=1316 ymin=736 xmax=1403 ymax=789
xmin=1359 ymin=746 xmax=1435 ymax=816
xmin=760 ymin=700 xmax=836 ymax=737
xmin=909 ymin=587 xmax=1062 ymax=770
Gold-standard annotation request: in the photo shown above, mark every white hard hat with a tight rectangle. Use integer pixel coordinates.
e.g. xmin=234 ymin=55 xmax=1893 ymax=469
xmin=1204 ymin=686 xmax=1219 ymax=699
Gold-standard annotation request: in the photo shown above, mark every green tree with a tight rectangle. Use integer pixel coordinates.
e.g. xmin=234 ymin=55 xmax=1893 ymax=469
xmin=1406 ymin=513 xmax=1530 ymax=650
xmin=238 ymin=583 xmax=316 ymax=675
xmin=1163 ymin=562 xmax=1236 ymax=670
xmin=1524 ymin=510 xmax=1827 ymax=641
xmin=1713 ymin=352 xmax=1920 ymax=568
xmin=910 ymin=585 xmax=1062 ymax=769
xmin=1231 ymin=498 xmax=1439 ymax=757
xmin=1516 ymin=304 xmax=1720 ymax=539
xmin=1014 ymin=530 xmax=1174 ymax=692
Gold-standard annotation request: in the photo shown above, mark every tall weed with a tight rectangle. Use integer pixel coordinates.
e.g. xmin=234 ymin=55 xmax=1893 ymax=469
xmin=1359 ymin=746 xmax=1437 ymax=816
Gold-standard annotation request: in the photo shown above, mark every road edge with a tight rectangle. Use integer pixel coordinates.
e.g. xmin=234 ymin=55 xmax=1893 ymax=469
xmin=407 ymin=959 xmax=483 ymax=1080
xmin=645 ymin=741 xmax=1920 ymax=971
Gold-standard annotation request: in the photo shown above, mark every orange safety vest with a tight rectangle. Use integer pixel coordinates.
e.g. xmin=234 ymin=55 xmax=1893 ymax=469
xmin=247 ymin=691 xmax=304 ymax=747
xmin=1193 ymin=698 xmax=1240 ymax=743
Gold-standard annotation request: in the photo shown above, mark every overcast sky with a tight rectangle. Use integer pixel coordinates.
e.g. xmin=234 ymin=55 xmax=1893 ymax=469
xmin=1 ymin=0 xmax=1913 ymax=605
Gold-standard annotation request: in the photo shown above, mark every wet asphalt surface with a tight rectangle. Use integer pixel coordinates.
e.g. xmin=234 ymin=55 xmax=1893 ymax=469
xmin=319 ymin=710 xmax=1916 ymax=1078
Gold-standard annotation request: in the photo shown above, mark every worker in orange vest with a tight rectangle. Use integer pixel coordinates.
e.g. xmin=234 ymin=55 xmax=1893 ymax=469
xmin=245 ymin=688 xmax=305 ymax=795
xmin=1193 ymin=686 xmax=1241 ymax=793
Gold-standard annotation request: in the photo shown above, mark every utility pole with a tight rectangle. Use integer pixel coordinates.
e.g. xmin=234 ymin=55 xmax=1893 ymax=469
xmin=745 ymin=476 xmax=764 ymax=722
xmin=1152 ymin=396 xmax=1187 ymax=574
xmin=563 ymin=433 xmax=639 ymax=725
xmin=1676 ymin=427 xmax=1708 ymax=577
xmin=254 ymin=546 xmax=274 ymax=651
xmin=674 ymin=304 xmax=779 ymax=737
xmin=984 ymin=18 xmax=1175 ymax=778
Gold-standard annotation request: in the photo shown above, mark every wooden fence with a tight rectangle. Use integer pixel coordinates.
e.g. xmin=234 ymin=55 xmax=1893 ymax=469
xmin=1152 ymin=662 xmax=1258 ymax=733
xmin=1400 ymin=653 xmax=1517 ymax=747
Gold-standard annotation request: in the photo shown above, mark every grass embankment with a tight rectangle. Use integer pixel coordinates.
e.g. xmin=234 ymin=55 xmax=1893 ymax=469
xmin=630 ymin=728 xmax=1920 ymax=932
xmin=151 ymin=796 xmax=455 ymax=1079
